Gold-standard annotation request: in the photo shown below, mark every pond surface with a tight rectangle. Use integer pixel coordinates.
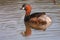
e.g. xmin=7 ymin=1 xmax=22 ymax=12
xmin=0 ymin=0 xmax=60 ymax=40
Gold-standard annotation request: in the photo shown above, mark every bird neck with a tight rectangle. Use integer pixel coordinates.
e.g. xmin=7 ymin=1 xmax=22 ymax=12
xmin=25 ymin=10 xmax=31 ymax=16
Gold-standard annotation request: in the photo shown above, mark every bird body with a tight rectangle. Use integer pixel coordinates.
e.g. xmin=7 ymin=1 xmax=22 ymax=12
xmin=20 ymin=4 xmax=52 ymax=36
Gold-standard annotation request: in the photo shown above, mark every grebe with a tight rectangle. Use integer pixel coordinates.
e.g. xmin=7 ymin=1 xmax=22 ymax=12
xmin=20 ymin=4 xmax=52 ymax=36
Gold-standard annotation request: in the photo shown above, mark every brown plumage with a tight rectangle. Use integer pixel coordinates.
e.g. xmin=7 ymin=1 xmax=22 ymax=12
xmin=20 ymin=4 xmax=52 ymax=36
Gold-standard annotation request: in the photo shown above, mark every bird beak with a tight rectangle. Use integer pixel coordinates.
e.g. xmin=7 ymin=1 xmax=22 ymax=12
xmin=20 ymin=8 xmax=22 ymax=10
xmin=20 ymin=7 xmax=25 ymax=10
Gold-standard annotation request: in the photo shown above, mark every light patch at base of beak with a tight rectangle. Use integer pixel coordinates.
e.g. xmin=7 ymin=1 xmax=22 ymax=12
xmin=22 ymin=7 xmax=25 ymax=10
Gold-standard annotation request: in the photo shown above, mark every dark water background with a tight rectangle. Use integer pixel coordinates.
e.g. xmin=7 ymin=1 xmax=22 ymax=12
xmin=0 ymin=0 xmax=60 ymax=40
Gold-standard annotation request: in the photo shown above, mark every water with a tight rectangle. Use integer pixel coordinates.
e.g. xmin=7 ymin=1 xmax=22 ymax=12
xmin=0 ymin=0 xmax=60 ymax=40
